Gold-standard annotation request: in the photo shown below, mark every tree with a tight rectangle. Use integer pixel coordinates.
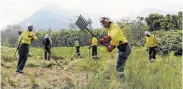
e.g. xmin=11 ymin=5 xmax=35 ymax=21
xmin=145 ymin=13 xmax=165 ymax=31
xmin=178 ymin=11 xmax=182 ymax=30
xmin=1 ymin=25 xmax=23 ymax=47
xmin=87 ymin=18 xmax=93 ymax=29
xmin=117 ymin=18 xmax=130 ymax=28
xmin=130 ymin=18 xmax=147 ymax=46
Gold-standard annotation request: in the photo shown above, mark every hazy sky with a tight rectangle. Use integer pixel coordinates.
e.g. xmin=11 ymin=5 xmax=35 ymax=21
xmin=0 ymin=0 xmax=182 ymax=29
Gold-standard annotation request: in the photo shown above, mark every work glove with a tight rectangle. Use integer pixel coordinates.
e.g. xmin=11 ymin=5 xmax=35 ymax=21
xmin=28 ymin=34 xmax=34 ymax=39
xmin=28 ymin=34 xmax=34 ymax=42
xmin=98 ymin=38 xmax=106 ymax=45
xmin=98 ymin=36 xmax=111 ymax=45
xmin=103 ymin=36 xmax=111 ymax=42
xmin=107 ymin=44 xmax=115 ymax=52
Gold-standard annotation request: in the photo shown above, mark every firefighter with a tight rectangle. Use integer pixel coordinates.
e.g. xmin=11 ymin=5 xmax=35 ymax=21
xmin=144 ymin=31 xmax=158 ymax=62
xmin=16 ymin=24 xmax=37 ymax=73
xmin=89 ymin=37 xmax=98 ymax=60
xmin=43 ymin=34 xmax=52 ymax=60
xmin=98 ymin=17 xmax=131 ymax=78
xmin=74 ymin=39 xmax=80 ymax=57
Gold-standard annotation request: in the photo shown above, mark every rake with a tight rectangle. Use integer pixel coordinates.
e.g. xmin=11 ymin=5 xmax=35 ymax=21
xmin=34 ymin=39 xmax=64 ymax=69
xmin=75 ymin=15 xmax=107 ymax=47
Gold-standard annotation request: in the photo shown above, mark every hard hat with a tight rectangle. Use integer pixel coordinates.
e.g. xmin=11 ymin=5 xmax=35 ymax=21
xmin=27 ymin=23 xmax=33 ymax=31
xmin=99 ymin=17 xmax=112 ymax=23
xmin=144 ymin=31 xmax=150 ymax=35
xmin=44 ymin=34 xmax=49 ymax=38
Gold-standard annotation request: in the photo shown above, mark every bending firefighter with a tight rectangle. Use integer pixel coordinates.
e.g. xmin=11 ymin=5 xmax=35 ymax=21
xmin=43 ymin=34 xmax=52 ymax=60
xmin=16 ymin=24 xmax=37 ymax=73
xmin=98 ymin=17 xmax=131 ymax=78
xmin=144 ymin=31 xmax=158 ymax=62
xmin=74 ymin=39 xmax=80 ymax=57
xmin=89 ymin=37 xmax=98 ymax=60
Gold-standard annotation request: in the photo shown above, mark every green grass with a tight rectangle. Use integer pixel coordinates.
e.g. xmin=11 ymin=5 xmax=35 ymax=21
xmin=1 ymin=46 xmax=182 ymax=89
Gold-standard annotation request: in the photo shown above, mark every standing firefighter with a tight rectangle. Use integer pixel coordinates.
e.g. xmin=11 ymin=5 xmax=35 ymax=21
xmin=17 ymin=31 xmax=22 ymax=51
xmin=144 ymin=31 xmax=158 ymax=62
xmin=16 ymin=24 xmax=37 ymax=73
xmin=98 ymin=17 xmax=131 ymax=78
xmin=89 ymin=37 xmax=98 ymax=59
xmin=74 ymin=39 xmax=80 ymax=57
xmin=43 ymin=34 xmax=52 ymax=60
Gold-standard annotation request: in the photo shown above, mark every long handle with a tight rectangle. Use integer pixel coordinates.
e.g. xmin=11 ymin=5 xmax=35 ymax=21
xmin=13 ymin=40 xmax=21 ymax=59
xmin=13 ymin=49 xmax=18 ymax=59
xmin=85 ymin=28 xmax=108 ymax=47
xmin=89 ymin=48 xmax=90 ymax=60
xmin=35 ymin=40 xmax=64 ymax=69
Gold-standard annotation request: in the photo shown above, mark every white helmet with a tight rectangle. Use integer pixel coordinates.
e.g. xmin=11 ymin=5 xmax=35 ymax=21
xmin=99 ymin=17 xmax=112 ymax=23
xmin=27 ymin=23 xmax=33 ymax=31
xmin=144 ymin=31 xmax=150 ymax=35
xmin=44 ymin=34 xmax=49 ymax=38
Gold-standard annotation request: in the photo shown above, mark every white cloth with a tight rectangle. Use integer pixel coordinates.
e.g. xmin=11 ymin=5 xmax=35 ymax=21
xmin=44 ymin=34 xmax=49 ymax=38
xmin=118 ymin=72 xmax=124 ymax=75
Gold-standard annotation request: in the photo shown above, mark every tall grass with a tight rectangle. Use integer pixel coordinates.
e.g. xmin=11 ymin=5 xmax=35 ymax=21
xmin=77 ymin=47 xmax=182 ymax=89
xmin=1 ymin=46 xmax=182 ymax=89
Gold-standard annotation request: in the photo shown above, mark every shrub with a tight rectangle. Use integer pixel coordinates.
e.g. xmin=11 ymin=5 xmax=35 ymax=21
xmin=156 ymin=30 xmax=182 ymax=55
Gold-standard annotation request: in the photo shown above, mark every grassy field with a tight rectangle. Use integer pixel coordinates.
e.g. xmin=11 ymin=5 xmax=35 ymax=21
xmin=1 ymin=46 xmax=182 ymax=89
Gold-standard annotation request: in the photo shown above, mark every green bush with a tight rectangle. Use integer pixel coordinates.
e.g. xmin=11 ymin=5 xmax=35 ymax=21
xmin=156 ymin=30 xmax=182 ymax=55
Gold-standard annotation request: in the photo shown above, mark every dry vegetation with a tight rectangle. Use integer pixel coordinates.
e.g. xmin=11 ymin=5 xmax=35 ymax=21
xmin=1 ymin=46 xmax=182 ymax=89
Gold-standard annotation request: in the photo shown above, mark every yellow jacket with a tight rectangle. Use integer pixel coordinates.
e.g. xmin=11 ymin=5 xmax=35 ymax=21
xmin=91 ymin=37 xmax=98 ymax=46
xmin=18 ymin=35 xmax=22 ymax=44
xmin=145 ymin=35 xmax=157 ymax=47
xmin=108 ymin=23 xmax=128 ymax=46
xmin=19 ymin=31 xmax=37 ymax=45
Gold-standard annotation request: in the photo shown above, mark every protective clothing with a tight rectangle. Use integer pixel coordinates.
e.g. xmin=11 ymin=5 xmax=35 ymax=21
xmin=98 ymin=36 xmax=111 ymax=45
xmin=27 ymin=24 xmax=33 ymax=31
xmin=145 ymin=33 xmax=158 ymax=61
xmin=108 ymin=23 xmax=128 ymax=46
xmin=43 ymin=36 xmax=52 ymax=60
xmin=16 ymin=29 xmax=37 ymax=73
xmin=144 ymin=31 xmax=150 ymax=35
xmin=100 ymin=17 xmax=112 ymax=23
xmin=91 ymin=37 xmax=98 ymax=46
xmin=18 ymin=31 xmax=37 ymax=45
xmin=91 ymin=37 xmax=98 ymax=59
xmin=107 ymin=44 xmax=115 ymax=52
xmin=145 ymin=35 xmax=157 ymax=47
xmin=101 ymin=21 xmax=131 ymax=78
xmin=74 ymin=40 xmax=80 ymax=57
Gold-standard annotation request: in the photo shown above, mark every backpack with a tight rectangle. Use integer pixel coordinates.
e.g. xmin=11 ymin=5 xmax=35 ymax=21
xmin=43 ymin=38 xmax=50 ymax=47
